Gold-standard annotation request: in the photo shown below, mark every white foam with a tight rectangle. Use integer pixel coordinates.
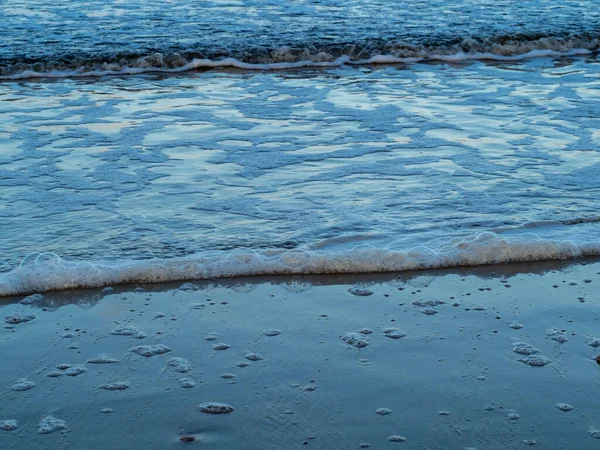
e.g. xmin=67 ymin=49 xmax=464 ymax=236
xmin=0 ymin=47 xmax=595 ymax=81
xmin=0 ymin=232 xmax=597 ymax=296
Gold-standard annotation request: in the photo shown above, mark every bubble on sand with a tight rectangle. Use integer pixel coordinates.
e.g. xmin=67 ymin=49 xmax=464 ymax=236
xmin=388 ymin=435 xmax=407 ymax=442
xmin=556 ymin=403 xmax=573 ymax=411
xmin=178 ymin=378 xmax=196 ymax=388
xmin=523 ymin=440 xmax=537 ymax=446
xmin=198 ymin=402 xmax=234 ymax=414
xmin=166 ymin=357 xmax=191 ymax=373
xmin=205 ymin=334 xmax=219 ymax=341
xmin=190 ymin=303 xmax=205 ymax=310
xmin=46 ymin=371 xmax=62 ymax=378
xmin=547 ymin=330 xmax=568 ymax=343
xmin=102 ymin=287 xmax=113 ymax=293
xmin=131 ymin=344 xmax=171 ymax=357
xmin=99 ymin=381 xmax=130 ymax=390
xmin=359 ymin=444 xmax=370 ymax=448
xmin=512 ymin=343 xmax=539 ymax=355
xmin=518 ymin=355 xmax=552 ymax=367
xmin=65 ymin=366 xmax=87 ymax=377
xmin=153 ymin=313 xmax=166 ymax=319
xmin=510 ymin=323 xmax=524 ymax=330
xmin=412 ymin=300 xmax=445 ymax=307
xmin=178 ymin=283 xmax=198 ymax=291
xmin=421 ymin=307 xmax=438 ymax=315
xmin=245 ymin=352 xmax=263 ymax=361
xmin=376 ymin=408 xmax=392 ymax=415
xmin=11 ymin=380 xmax=35 ymax=391
xmin=303 ymin=384 xmax=318 ymax=391
xmin=87 ymin=355 xmax=119 ymax=364
xmin=384 ymin=328 xmax=407 ymax=339
xmin=237 ymin=362 xmax=250 ymax=368
xmin=342 ymin=332 xmax=369 ymax=348
xmin=589 ymin=428 xmax=600 ymax=439
xmin=507 ymin=412 xmax=520 ymax=420
xmin=439 ymin=411 xmax=450 ymax=415
xmin=134 ymin=287 xmax=145 ymax=292
xmin=4 ymin=314 xmax=35 ymax=324
xmin=38 ymin=415 xmax=66 ymax=434
xmin=0 ymin=420 xmax=18 ymax=431
xmin=359 ymin=328 xmax=373 ymax=335
xmin=587 ymin=338 xmax=600 ymax=348
xmin=263 ymin=330 xmax=281 ymax=337
xmin=57 ymin=364 xmax=71 ymax=370
xmin=19 ymin=294 xmax=44 ymax=305
xmin=101 ymin=408 xmax=113 ymax=414
xmin=213 ymin=343 xmax=230 ymax=351
xmin=348 ymin=287 xmax=373 ymax=296
xmin=112 ymin=326 xmax=147 ymax=339
xmin=220 ymin=373 xmax=236 ymax=379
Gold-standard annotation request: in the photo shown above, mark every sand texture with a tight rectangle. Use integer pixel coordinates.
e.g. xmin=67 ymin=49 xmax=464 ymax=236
xmin=2 ymin=260 xmax=600 ymax=449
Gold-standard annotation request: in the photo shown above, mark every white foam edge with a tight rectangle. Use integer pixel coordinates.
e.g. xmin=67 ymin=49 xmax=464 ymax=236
xmin=0 ymin=232 xmax=597 ymax=296
xmin=0 ymin=48 xmax=594 ymax=81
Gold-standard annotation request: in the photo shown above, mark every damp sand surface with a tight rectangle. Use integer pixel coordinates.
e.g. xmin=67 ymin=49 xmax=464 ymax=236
xmin=2 ymin=260 xmax=600 ymax=449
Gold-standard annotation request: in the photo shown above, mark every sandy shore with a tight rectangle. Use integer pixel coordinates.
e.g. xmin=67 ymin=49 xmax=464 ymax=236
xmin=2 ymin=259 xmax=600 ymax=449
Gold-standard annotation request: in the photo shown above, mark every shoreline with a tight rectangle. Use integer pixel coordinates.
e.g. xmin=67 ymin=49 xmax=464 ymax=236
xmin=2 ymin=258 xmax=600 ymax=448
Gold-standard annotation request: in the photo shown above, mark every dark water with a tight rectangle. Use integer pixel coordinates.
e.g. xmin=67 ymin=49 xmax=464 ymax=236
xmin=1 ymin=0 xmax=599 ymax=76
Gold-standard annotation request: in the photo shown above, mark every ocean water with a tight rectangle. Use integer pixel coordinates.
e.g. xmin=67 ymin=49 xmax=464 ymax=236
xmin=1 ymin=0 xmax=599 ymax=295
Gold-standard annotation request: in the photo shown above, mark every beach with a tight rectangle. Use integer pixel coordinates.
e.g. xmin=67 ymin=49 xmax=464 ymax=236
xmin=2 ymin=259 xmax=600 ymax=449
xmin=2 ymin=1 xmax=600 ymax=448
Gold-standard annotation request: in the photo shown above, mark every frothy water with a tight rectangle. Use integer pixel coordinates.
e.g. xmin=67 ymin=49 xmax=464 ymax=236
xmin=1 ymin=1 xmax=600 ymax=295
xmin=1 ymin=0 xmax=599 ymax=78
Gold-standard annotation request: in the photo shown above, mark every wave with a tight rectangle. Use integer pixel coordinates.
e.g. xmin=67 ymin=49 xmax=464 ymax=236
xmin=1 ymin=232 xmax=598 ymax=297
xmin=1 ymin=33 xmax=598 ymax=80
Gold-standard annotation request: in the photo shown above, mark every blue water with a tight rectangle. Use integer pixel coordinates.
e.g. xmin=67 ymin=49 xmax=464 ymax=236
xmin=1 ymin=0 xmax=599 ymax=76
xmin=0 ymin=1 xmax=600 ymax=295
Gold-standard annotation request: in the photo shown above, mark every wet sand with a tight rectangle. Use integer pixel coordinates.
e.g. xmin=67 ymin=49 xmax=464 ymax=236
xmin=2 ymin=260 xmax=600 ymax=449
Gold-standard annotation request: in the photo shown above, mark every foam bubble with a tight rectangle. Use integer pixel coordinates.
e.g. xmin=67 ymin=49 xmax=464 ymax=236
xmin=165 ymin=357 xmax=191 ymax=373
xmin=512 ymin=343 xmax=539 ymax=356
xmin=263 ymin=330 xmax=281 ymax=337
xmin=244 ymin=352 xmax=263 ymax=361
xmin=518 ymin=355 xmax=552 ymax=367
xmin=65 ymin=366 xmax=87 ymax=377
xmin=556 ymin=403 xmax=573 ymax=412
xmin=111 ymin=326 xmax=147 ymax=339
xmin=99 ymin=381 xmax=130 ymax=391
xmin=342 ymin=332 xmax=369 ymax=348
xmin=38 ymin=416 xmax=66 ymax=434
xmin=376 ymin=408 xmax=392 ymax=415
xmin=87 ymin=355 xmax=119 ymax=364
xmin=198 ymin=402 xmax=234 ymax=414
xmin=11 ymin=380 xmax=35 ymax=391
xmin=547 ymin=330 xmax=568 ymax=343
xmin=0 ymin=420 xmax=18 ymax=431
xmin=178 ymin=378 xmax=196 ymax=388
xmin=4 ymin=314 xmax=35 ymax=325
xmin=384 ymin=328 xmax=407 ymax=339
xmin=388 ymin=435 xmax=407 ymax=442
xmin=213 ymin=343 xmax=230 ymax=351
xmin=130 ymin=344 xmax=171 ymax=357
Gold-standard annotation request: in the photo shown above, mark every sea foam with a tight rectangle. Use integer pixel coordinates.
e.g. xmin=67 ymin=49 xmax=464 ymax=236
xmin=1 ymin=37 xmax=597 ymax=80
xmin=0 ymin=232 xmax=596 ymax=296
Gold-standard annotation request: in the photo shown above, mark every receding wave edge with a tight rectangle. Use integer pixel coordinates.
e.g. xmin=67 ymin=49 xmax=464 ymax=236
xmin=1 ymin=232 xmax=599 ymax=296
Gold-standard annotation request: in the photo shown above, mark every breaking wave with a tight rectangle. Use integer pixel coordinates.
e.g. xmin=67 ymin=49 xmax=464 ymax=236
xmin=1 ymin=232 xmax=598 ymax=296
xmin=1 ymin=33 xmax=598 ymax=80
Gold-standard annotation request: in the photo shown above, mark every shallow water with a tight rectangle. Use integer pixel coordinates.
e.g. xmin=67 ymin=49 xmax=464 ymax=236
xmin=1 ymin=0 xmax=600 ymax=294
